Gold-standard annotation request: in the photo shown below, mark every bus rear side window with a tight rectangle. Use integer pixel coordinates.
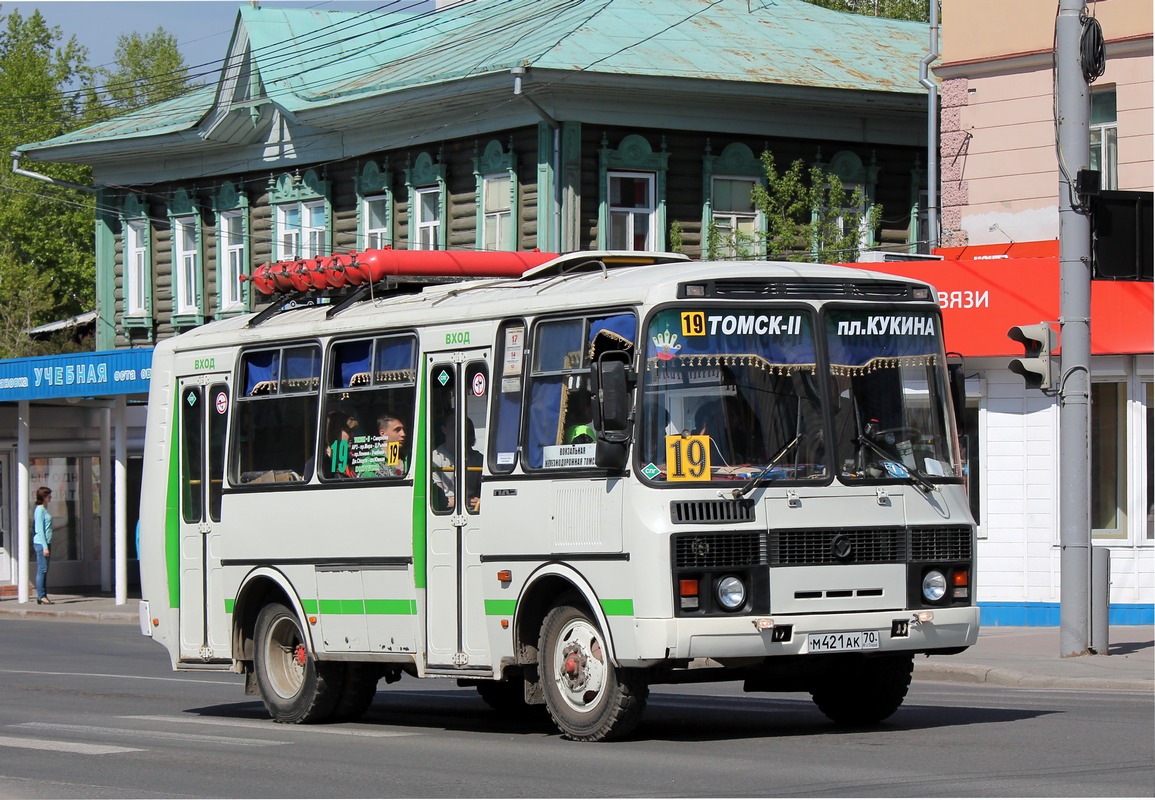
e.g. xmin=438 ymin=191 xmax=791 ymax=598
xmin=232 ymin=345 xmax=321 ymax=484
xmin=320 ymin=335 xmax=417 ymax=481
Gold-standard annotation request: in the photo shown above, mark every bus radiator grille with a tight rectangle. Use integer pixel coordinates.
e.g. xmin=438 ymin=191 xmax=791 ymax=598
xmin=910 ymin=526 xmax=972 ymax=561
xmin=673 ymin=532 xmax=767 ymax=569
xmin=769 ymin=528 xmax=905 ymax=566
xmin=670 ymin=499 xmax=755 ymax=524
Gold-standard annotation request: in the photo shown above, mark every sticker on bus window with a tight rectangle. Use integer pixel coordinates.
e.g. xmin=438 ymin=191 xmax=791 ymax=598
xmin=665 ymin=434 xmax=711 ymax=481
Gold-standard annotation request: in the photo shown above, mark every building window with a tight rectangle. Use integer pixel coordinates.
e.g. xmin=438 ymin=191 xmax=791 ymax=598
xmin=482 ymin=175 xmax=512 ymax=250
xmin=607 ymin=172 xmax=656 ymax=251
xmin=214 ymin=181 xmax=249 ymax=316
xmin=1146 ymin=381 xmax=1153 ymax=540
xmin=124 ymin=218 xmax=149 ymax=318
xmin=220 ymin=211 xmax=246 ymax=311
xmin=819 ymin=150 xmax=879 ymax=258
xmin=269 ymin=170 xmax=330 ymax=262
xmin=173 ymin=216 xmax=200 ymax=317
xmin=363 ymin=196 xmax=390 ymax=249
xmin=277 ymin=200 xmax=326 ymax=260
xmin=1091 ymin=381 xmax=1127 ymax=538
xmin=474 ymin=139 xmax=517 ymax=251
xmin=356 ymin=161 xmax=392 ymax=250
xmin=1091 ymin=88 xmax=1118 ymax=191
xmin=710 ymin=177 xmax=759 ymax=258
xmin=414 ymin=187 xmax=441 ymax=250
xmin=598 ymin=133 xmax=667 ymax=251
xmin=405 ymin=151 xmax=447 ymax=251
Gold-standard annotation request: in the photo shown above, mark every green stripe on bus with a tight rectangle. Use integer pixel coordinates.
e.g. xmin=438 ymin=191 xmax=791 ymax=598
xmin=600 ymin=599 xmax=634 ymax=616
xmin=300 ymin=599 xmax=417 ymax=615
xmin=224 ymin=598 xmax=234 ymax=614
xmin=166 ymin=392 xmax=181 ymax=609
xmin=484 ymin=599 xmax=516 ymax=616
xmin=365 ymin=599 xmax=418 ymax=615
xmin=318 ymin=598 xmax=366 ymax=615
xmin=411 ymin=367 xmax=428 ymax=590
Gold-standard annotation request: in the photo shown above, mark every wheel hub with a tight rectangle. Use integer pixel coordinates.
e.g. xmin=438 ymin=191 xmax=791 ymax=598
xmin=294 ymin=643 xmax=307 ymax=667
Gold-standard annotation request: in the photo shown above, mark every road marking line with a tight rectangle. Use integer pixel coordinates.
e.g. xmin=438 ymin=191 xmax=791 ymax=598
xmin=125 ymin=715 xmax=418 ymax=738
xmin=0 ymin=668 xmax=235 ymax=685
xmin=0 ymin=734 xmax=140 ymax=755
xmin=12 ymin=722 xmax=286 ymax=747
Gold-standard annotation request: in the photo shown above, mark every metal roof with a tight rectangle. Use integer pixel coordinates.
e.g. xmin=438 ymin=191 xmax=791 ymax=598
xmin=19 ymin=0 xmax=929 ymax=155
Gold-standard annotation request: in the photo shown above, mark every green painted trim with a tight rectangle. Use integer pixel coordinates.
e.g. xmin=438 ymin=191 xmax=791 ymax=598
xmin=484 ymin=599 xmax=516 ymax=616
xmin=600 ymin=599 xmax=634 ymax=616
xmin=319 ymin=598 xmax=366 ymax=615
xmin=365 ymin=599 xmax=418 ymax=615
xmin=224 ymin=598 xmax=235 ymax=614
xmin=165 ymin=394 xmax=181 ymax=608
xmin=95 ymin=190 xmax=117 ymax=350
xmin=300 ymin=598 xmax=319 ymax=615
xmin=411 ymin=366 xmax=428 ymax=589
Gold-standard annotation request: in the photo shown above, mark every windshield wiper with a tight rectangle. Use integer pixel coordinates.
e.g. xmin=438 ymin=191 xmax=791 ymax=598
xmin=856 ymin=433 xmax=935 ymax=493
xmin=728 ymin=432 xmax=803 ymax=500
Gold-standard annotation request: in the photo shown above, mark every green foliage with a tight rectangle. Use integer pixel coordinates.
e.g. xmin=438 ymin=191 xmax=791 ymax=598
xmin=0 ymin=7 xmax=98 ymax=357
xmin=747 ymin=150 xmax=881 ymax=264
xmin=0 ymin=9 xmax=196 ymax=357
xmin=801 ymin=0 xmax=930 ymax=22
xmin=98 ymin=28 xmax=195 ymax=112
xmin=668 ymin=219 xmax=683 ymax=253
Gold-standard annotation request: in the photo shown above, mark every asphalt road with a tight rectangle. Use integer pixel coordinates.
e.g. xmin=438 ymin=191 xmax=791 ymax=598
xmin=1 ymin=619 xmax=1151 ymax=798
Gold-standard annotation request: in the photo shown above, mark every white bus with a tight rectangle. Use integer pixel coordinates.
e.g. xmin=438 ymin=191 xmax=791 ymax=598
xmin=138 ymin=249 xmax=978 ymax=742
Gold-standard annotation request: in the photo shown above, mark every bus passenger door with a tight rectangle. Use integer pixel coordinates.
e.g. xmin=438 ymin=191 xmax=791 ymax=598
xmin=176 ymin=377 xmax=231 ymax=663
xmin=425 ymin=353 xmax=492 ymax=670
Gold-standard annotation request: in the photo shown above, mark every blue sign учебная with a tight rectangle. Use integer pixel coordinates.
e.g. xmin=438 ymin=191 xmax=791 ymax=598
xmin=0 ymin=348 xmax=153 ymax=401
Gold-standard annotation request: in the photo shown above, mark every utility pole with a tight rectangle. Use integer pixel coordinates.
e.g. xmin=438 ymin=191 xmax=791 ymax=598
xmin=1055 ymin=0 xmax=1093 ymax=657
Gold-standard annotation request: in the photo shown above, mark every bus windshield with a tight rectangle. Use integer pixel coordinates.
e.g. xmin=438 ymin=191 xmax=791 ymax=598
xmin=638 ymin=305 xmax=961 ymax=486
xmin=638 ymin=306 xmax=826 ymax=483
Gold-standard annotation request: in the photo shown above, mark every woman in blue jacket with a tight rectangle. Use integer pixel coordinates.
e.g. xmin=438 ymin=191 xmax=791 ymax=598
xmin=32 ymin=486 xmax=53 ymax=604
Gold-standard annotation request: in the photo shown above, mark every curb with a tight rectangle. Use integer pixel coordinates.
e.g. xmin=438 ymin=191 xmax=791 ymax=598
xmin=0 ymin=606 xmax=137 ymax=625
xmin=913 ymin=661 xmax=1155 ymax=692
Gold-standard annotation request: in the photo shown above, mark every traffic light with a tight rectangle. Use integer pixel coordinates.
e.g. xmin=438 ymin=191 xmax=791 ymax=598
xmin=1007 ymin=323 xmax=1058 ymax=390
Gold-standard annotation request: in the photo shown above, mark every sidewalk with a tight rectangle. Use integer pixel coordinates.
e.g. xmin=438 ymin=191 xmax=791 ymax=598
xmin=1 ymin=592 xmax=1151 ymax=692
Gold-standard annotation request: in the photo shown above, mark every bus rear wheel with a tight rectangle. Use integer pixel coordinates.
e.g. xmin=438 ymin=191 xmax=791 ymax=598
xmin=810 ymin=652 xmax=914 ymax=726
xmin=254 ymin=602 xmax=342 ymax=724
xmin=539 ymin=604 xmax=648 ymax=742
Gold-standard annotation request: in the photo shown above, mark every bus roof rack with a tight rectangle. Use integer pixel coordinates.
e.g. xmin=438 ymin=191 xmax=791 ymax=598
xmin=520 ymin=251 xmax=690 ymax=281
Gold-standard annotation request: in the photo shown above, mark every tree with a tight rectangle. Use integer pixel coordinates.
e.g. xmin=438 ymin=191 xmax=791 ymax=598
xmin=707 ymin=150 xmax=881 ymax=263
xmin=99 ymin=28 xmax=197 ymax=112
xmin=802 ymin=0 xmax=930 ymax=22
xmin=0 ymin=7 xmax=98 ymax=357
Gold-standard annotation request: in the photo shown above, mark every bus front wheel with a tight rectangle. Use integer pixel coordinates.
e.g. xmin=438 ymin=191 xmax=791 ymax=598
xmin=254 ymin=602 xmax=342 ymax=724
xmin=810 ymin=652 xmax=914 ymax=725
xmin=539 ymin=604 xmax=648 ymax=742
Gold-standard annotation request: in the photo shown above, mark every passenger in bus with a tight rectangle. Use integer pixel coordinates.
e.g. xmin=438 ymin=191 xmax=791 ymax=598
xmin=431 ymin=418 xmax=483 ymax=511
xmin=364 ymin=412 xmax=408 ymax=478
xmin=563 ymin=390 xmax=595 ymax=444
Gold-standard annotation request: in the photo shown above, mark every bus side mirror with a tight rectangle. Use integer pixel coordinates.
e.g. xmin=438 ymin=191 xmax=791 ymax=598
xmin=591 ymin=351 xmax=633 ymax=470
xmin=947 ymin=354 xmax=966 ymax=433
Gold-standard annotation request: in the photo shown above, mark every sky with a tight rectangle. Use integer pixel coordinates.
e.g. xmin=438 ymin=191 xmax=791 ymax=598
xmin=11 ymin=1 xmax=407 ymax=74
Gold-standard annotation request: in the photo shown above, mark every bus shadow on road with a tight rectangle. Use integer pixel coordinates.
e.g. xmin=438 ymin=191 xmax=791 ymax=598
xmin=181 ymin=686 xmax=1057 ymax=743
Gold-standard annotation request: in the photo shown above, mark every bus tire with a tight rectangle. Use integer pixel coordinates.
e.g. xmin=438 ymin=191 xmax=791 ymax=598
xmin=539 ymin=604 xmax=648 ymax=742
xmin=254 ymin=602 xmax=342 ymax=724
xmin=810 ymin=652 xmax=914 ymax=726
xmin=332 ymin=664 xmax=380 ymax=722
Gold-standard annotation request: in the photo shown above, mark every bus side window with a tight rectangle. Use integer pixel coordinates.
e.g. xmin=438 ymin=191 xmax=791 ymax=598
xmin=232 ymin=346 xmax=321 ymax=484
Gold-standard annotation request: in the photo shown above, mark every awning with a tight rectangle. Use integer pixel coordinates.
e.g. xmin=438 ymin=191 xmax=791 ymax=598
xmin=853 ymin=252 xmax=1152 ymax=358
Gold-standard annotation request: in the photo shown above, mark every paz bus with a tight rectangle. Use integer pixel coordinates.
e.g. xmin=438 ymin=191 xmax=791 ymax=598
xmin=137 ymin=248 xmax=978 ymax=742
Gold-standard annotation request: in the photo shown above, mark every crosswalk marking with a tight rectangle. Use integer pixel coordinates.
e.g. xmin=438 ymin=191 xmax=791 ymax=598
xmin=0 ymin=734 xmax=140 ymax=755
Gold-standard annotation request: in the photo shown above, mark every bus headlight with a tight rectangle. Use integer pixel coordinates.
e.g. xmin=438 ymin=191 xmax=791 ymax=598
xmin=716 ymin=575 xmax=746 ymax=610
xmin=922 ymin=569 xmax=947 ymax=602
